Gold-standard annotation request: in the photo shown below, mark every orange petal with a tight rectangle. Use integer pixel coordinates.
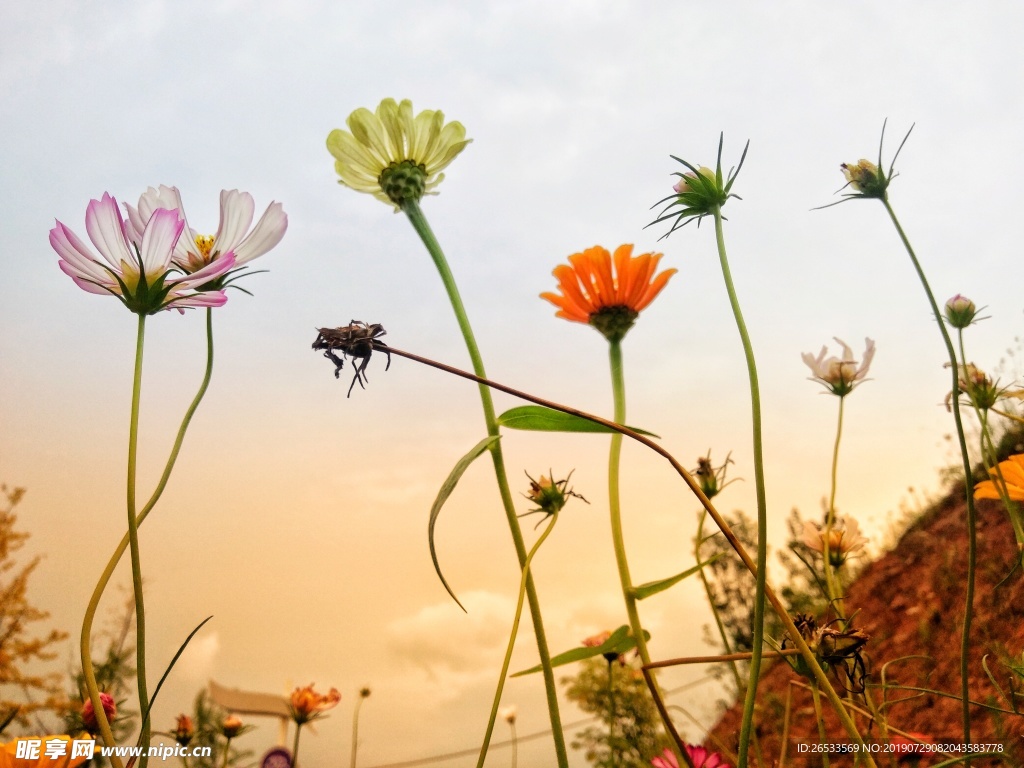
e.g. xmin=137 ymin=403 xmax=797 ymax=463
xmin=541 ymin=291 xmax=589 ymax=322
xmin=612 ymin=244 xmax=635 ymax=304
xmin=553 ymin=263 xmax=594 ymax=317
xmin=635 ymin=265 xmax=677 ymax=311
xmin=586 ymin=247 xmax=616 ymax=308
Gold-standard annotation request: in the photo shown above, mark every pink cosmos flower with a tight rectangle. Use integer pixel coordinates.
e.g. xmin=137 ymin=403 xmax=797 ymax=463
xmin=50 ymin=193 xmax=234 ymax=314
xmin=124 ymin=185 xmax=287 ymax=284
xmin=652 ymin=745 xmax=731 ymax=768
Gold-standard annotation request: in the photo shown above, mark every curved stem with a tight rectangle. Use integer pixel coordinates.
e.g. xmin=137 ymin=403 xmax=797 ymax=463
xmin=822 ymin=396 xmax=846 ymax=618
xmin=81 ymin=309 xmax=217 ymax=761
xmin=402 ymin=200 xmax=566 ymax=766
xmin=475 ymin=509 xmax=559 ymax=768
xmin=711 ymin=205 xmax=767 ymax=768
xmin=882 ymin=198 xmax=977 ymax=751
xmin=377 ymin=343 xmax=877 ymax=766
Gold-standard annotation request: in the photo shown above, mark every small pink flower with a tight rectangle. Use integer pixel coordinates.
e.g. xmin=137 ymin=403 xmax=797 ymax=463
xmin=50 ymin=193 xmax=233 ymax=314
xmin=81 ymin=692 xmax=116 ymax=733
xmin=652 ymin=746 xmax=731 ymax=768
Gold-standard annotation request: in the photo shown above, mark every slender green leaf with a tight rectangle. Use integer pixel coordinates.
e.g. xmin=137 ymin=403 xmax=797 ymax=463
xmin=512 ymin=625 xmax=650 ymax=677
xmin=632 ymin=555 xmax=724 ymax=600
xmin=497 ymin=406 xmax=658 ymax=438
xmin=429 ymin=436 xmax=500 ymax=612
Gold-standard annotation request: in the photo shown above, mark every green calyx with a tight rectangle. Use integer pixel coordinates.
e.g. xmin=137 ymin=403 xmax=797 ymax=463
xmin=588 ymin=306 xmax=637 ymax=343
xmin=379 ymin=159 xmax=427 ymax=206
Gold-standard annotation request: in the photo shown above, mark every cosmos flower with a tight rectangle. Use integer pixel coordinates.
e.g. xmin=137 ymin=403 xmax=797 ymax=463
xmin=974 ymin=453 xmax=1024 ymax=502
xmin=541 ymin=244 xmax=676 ymax=342
xmin=288 ymin=684 xmax=341 ymax=725
xmin=651 ymin=745 xmax=731 ymax=768
xmin=802 ymin=517 xmax=868 ymax=566
xmin=50 ymin=194 xmax=233 ymax=314
xmin=944 ymin=294 xmax=978 ymax=329
xmin=171 ymin=714 xmax=194 ymax=747
xmin=326 ymin=98 xmax=471 ymax=209
xmin=124 ymin=185 xmax=287 ymax=285
xmin=802 ymin=337 xmax=875 ymax=397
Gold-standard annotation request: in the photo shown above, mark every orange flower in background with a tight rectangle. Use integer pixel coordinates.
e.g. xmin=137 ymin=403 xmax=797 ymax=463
xmin=289 ymin=683 xmax=341 ymax=725
xmin=974 ymin=453 xmax=1024 ymax=502
xmin=171 ymin=714 xmax=194 ymax=747
xmin=541 ymin=244 xmax=676 ymax=342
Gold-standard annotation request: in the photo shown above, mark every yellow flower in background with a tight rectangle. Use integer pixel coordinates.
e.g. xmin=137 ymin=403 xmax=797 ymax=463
xmin=326 ymin=98 xmax=472 ymax=209
xmin=802 ymin=516 xmax=867 ymax=567
xmin=541 ymin=244 xmax=676 ymax=342
xmin=974 ymin=453 xmax=1024 ymax=502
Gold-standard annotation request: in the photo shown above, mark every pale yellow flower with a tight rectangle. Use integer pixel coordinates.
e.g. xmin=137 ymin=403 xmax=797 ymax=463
xmin=802 ymin=517 xmax=867 ymax=566
xmin=326 ymin=98 xmax=471 ymax=209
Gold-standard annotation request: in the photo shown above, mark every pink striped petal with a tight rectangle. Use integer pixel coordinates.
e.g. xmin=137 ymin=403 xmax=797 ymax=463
xmin=139 ymin=208 xmax=184 ymax=277
xmin=213 ymin=190 xmax=255 ymax=253
xmin=85 ymin=194 xmax=134 ymax=270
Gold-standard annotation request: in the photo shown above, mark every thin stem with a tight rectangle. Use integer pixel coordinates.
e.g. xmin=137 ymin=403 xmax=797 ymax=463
xmin=778 ymin=682 xmax=794 ymax=768
xmin=712 ymin=205 xmax=767 ymax=768
xmin=509 ymin=721 xmax=518 ymax=768
xmin=822 ymin=396 xmax=846 ymax=618
xmin=475 ymin=509 xmax=559 ymax=768
xmin=809 ymin=682 xmax=830 ymax=768
xmin=81 ymin=309 xmax=217 ymax=759
xmin=607 ymin=658 xmax=615 ymax=768
xmin=125 ymin=314 xmax=151 ymax=768
xmin=292 ymin=724 xmax=303 ymax=768
xmin=350 ymin=697 xmax=364 ymax=768
xmin=402 ymin=200 xmax=566 ymax=766
xmin=377 ymin=343 xmax=876 ymax=766
xmin=882 ymin=198 xmax=976 ymax=751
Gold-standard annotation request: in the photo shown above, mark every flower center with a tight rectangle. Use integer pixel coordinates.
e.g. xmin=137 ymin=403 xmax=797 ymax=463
xmin=378 ymin=160 xmax=427 ymax=206
xmin=588 ymin=306 xmax=638 ymax=343
xmin=194 ymin=234 xmax=216 ymax=259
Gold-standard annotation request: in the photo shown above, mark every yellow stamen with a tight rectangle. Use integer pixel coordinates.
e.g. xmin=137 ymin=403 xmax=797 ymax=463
xmin=194 ymin=234 xmax=215 ymax=259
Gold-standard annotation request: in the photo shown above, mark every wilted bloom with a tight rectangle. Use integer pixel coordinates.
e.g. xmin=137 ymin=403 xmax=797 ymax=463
xmin=171 ymin=715 xmax=194 ymax=747
xmin=652 ymin=745 xmax=731 ymax=768
xmin=81 ymin=692 xmax=116 ymax=733
xmin=944 ymin=294 xmax=978 ymax=329
xmin=974 ymin=453 xmax=1024 ymax=502
xmin=1 ymin=736 xmax=91 ymax=768
xmin=326 ymin=98 xmax=471 ymax=209
xmin=499 ymin=705 xmax=517 ymax=725
xmin=541 ymin=244 xmax=676 ymax=342
xmin=786 ymin=614 xmax=870 ymax=692
xmin=840 ymin=159 xmax=885 ymax=196
xmin=802 ymin=337 xmax=875 ymax=397
xmin=289 ymin=683 xmax=341 ymax=725
xmin=692 ymin=450 xmax=734 ymax=500
xmin=50 ymin=194 xmax=234 ymax=314
xmin=802 ymin=517 xmax=867 ymax=567
xmin=523 ymin=471 xmax=586 ymax=519
xmin=220 ymin=715 xmax=243 ymax=739
xmin=944 ymin=362 xmax=1003 ymax=411
xmin=124 ymin=186 xmax=287 ymax=288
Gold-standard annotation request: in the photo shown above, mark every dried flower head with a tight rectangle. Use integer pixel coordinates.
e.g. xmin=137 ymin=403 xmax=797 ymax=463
xmin=289 ymin=684 xmax=341 ymax=726
xmin=541 ymin=244 xmax=676 ymax=342
xmin=822 ymin=121 xmax=914 ymax=207
xmin=785 ymin=614 xmax=870 ymax=693
xmin=326 ymin=98 xmax=471 ymax=209
xmin=802 ymin=337 xmax=875 ymax=397
xmin=692 ymin=450 xmax=735 ymax=500
xmin=802 ymin=517 xmax=867 ymax=567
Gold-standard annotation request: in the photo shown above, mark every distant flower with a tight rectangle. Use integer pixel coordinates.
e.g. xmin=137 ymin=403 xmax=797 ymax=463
xmin=1 ymin=736 xmax=91 ymax=768
xmin=499 ymin=705 xmax=517 ymax=725
xmin=840 ymin=159 xmax=884 ymax=195
xmin=802 ymin=517 xmax=867 ymax=567
xmin=220 ymin=715 xmax=243 ymax=739
xmin=652 ymin=745 xmax=731 ymax=768
xmin=582 ymin=629 xmax=627 ymax=665
xmin=524 ymin=472 xmax=586 ymax=518
xmin=50 ymin=194 xmax=233 ymax=314
xmin=171 ymin=714 xmax=194 ymax=747
xmin=326 ymin=98 xmax=471 ymax=209
xmin=692 ymin=450 xmax=735 ymax=500
xmin=944 ymin=361 xmax=1005 ymax=411
xmin=802 ymin=337 xmax=875 ymax=397
xmin=124 ymin=186 xmax=287 ymax=288
xmin=974 ymin=453 xmax=1024 ymax=502
xmin=541 ymin=244 xmax=676 ymax=342
xmin=81 ymin=692 xmax=116 ymax=734
xmin=289 ymin=684 xmax=341 ymax=725
xmin=944 ymin=294 xmax=978 ymax=329
xmin=358 ymin=687 xmax=372 ymax=699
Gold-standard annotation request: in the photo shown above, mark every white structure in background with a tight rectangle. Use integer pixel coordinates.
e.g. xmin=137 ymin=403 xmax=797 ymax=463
xmin=208 ymin=680 xmax=291 ymax=746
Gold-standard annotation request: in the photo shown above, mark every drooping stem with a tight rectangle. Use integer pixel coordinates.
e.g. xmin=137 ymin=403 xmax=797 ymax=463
xmin=882 ymin=198 xmax=977 ymax=751
xmin=475 ymin=509 xmax=559 ymax=768
xmin=822 ymin=396 xmax=846 ymax=618
xmin=711 ymin=205 xmax=767 ymax=768
xmin=81 ymin=309 xmax=217 ymax=761
xmin=401 ymin=200 xmax=566 ymax=766
xmin=377 ymin=343 xmax=877 ymax=766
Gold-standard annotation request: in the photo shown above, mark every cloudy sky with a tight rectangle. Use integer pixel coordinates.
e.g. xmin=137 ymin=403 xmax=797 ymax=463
xmin=2 ymin=1 xmax=1023 ymax=765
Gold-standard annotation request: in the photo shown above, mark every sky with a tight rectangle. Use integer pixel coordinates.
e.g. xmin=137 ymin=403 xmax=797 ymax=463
xmin=2 ymin=1 xmax=1024 ymax=765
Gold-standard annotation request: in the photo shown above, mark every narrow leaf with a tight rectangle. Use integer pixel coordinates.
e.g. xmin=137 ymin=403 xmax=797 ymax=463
xmin=429 ymin=436 xmax=500 ymax=612
xmin=497 ymin=406 xmax=658 ymax=438
xmin=632 ymin=555 xmax=724 ymax=600
xmin=512 ymin=625 xmax=650 ymax=677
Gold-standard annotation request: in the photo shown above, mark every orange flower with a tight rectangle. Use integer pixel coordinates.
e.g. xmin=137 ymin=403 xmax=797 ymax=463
xmin=171 ymin=714 xmax=194 ymax=746
xmin=974 ymin=453 xmax=1024 ymax=502
xmin=289 ymin=684 xmax=341 ymax=725
xmin=541 ymin=245 xmax=676 ymax=342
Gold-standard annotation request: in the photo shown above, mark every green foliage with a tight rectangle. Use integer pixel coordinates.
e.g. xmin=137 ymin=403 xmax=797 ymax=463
xmin=561 ymin=658 xmax=672 ymax=768
xmin=183 ymin=691 xmax=253 ymax=768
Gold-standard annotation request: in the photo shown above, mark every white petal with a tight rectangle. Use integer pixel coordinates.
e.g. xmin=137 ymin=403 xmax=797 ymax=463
xmin=85 ymin=194 xmax=135 ymax=270
xmin=50 ymin=222 xmax=111 ymax=284
xmin=213 ymin=190 xmax=255 ymax=253
xmin=139 ymin=208 xmax=183 ymax=277
xmin=232 ymin=202 xmax=287 ymax=265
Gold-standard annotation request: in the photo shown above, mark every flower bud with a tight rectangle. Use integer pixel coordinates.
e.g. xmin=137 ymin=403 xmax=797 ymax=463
xmin=524 ymin=472 xmax=587 ymax=517
xmin=172 ymin=715 xmax=195 ymax=747
xmin=221 ymin=715 xmax=243 ymax=739
xmin=81 ymin=692 xmax=116 ymax=733
xmin=672 ymin=166 xmax=716 ymax=194
xmin=500 ymin=705 xmax=518 ymax=725
xmin=840 ymin=159 xmax=886 ymax=197
xmin=944 ymin=294 xmax=978 ymax=328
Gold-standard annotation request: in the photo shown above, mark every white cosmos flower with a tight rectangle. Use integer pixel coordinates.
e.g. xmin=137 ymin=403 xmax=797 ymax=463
xmin=124 ymin=185 xmax=287 ymax=282
xmin=50 ymin=193 xmax=233 ymax=314
xmin=802 ymin=516 xmax=868 ymax=567
xmin=802 ymin=337 xmax=875 ymax=397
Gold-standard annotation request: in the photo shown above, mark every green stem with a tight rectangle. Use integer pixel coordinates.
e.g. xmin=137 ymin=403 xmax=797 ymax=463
xmin=402 ymin=199 xmax=566 ymax=766
xmin=475 ymin=509 xmax=560 ymax=768
xmin=607 ymin=658 xmax=615 ymax=767
xmin=292 ymin=724 xmax=302 ymax=768
xmin=809 ymin=682 xmax=830 ymax=768
xmin=349 ymin=697 xmax=364 ymax=768
xmin=221 ymin=738 xmax=232 ymax=768
xmin=81 ymin=309 xmax=217 ymax=762
xmin=882 ymin=199 xmax=976 ymax=752
xmin=711 ymin=205 xmax=767 ymax=768
xmin=822 ymin=396 xmax=846 ymax=619
xmin=126 ymin=314 xmax=151 ymax=768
